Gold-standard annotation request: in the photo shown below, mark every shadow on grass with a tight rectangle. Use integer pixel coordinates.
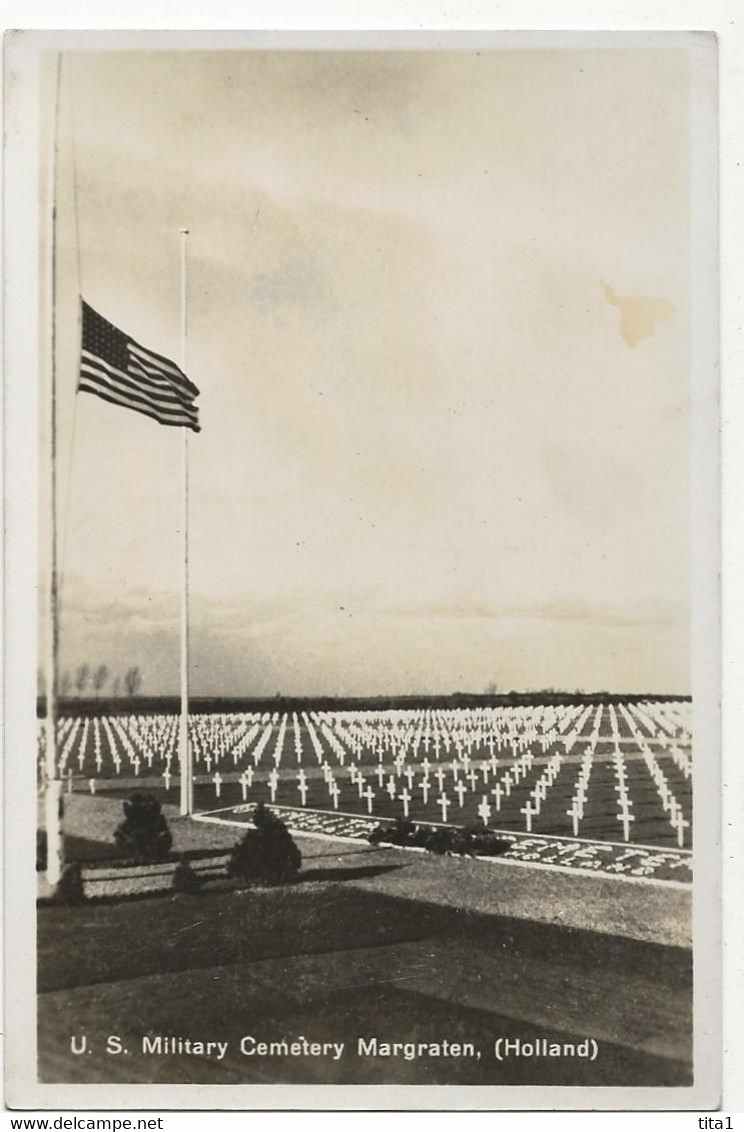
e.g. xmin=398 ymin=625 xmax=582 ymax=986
xmin=298 ymin=862 xmax=405 ymax=883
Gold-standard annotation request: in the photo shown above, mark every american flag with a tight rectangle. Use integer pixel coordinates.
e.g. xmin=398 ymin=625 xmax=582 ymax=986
xmin=78 ymin=301 xmax=200 ymax=432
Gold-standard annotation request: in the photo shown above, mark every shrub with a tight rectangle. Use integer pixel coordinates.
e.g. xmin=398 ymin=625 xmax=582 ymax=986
xmin=227 ymin=803 xmax=301 ymax=885
xmin=37 ymin=829 xmax=47 ymax=872
xmin=172 ymin=855 xmax=202 ymax=895
xmin=56 ymin=862 xmax=85 ymax=904
xmin=114 ymin=792 xmax=172 ymax=862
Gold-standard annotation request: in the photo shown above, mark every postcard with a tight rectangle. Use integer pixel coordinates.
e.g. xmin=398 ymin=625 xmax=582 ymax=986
xmin=3 ymin=28 xmax=720 ymax=1110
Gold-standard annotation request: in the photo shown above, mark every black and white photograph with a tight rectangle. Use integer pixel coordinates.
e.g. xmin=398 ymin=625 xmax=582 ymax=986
xmin=3 ymin=27 xmax=722 ymax=1110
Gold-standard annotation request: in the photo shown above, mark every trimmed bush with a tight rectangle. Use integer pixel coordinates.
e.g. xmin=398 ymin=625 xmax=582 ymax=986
xmin=37 ymin=829 xmax=48 ymax=872
xmin=227 ymin=803 xmax=301 ymax=886
xmin=368 ymin=818 xmax=511 ymax=858
xmin=172 ymin=855 xmax=203 ymax=895
xmin=114 ymin=792 xmax=172 ymax=862
xmin=56 ymin=862 xmax=85 ymax=904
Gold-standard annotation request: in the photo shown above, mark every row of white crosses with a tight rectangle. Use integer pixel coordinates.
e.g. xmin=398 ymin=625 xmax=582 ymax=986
xmin=606 ymin=705 xmax=634 ymax=842
xmin=567 ymin=747 xmax=595 ymax=837
xmin=618 ymin=704 xmax=691 ymax=846
xmin=294 ymin=704 xmax=600 ymax=831
xmin=563 ymin=706 xmax=604 ymax=836
xmin=43 ymin=701 xmax=692 ymax=838
xmin=42 ymin=702 xmax=580 ymax=786
xmin=640 ymin=744 xmax=690 ymax=847
xmin=629 ymin=704 xmax=692 ymax=780
xmin=612 ymin=744 xmax=635 ymax=842
xmin=313 ymin=704 xmax=589 ymax=773
xmin=520 ymin=750 xmax=564 ymax=832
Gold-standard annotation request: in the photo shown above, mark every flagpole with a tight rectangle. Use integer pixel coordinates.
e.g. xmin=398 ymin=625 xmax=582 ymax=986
xmin=179 ymin=228 xmax=193 ymax=816
xmin=44 ymin=53 xmax=64 ymax=887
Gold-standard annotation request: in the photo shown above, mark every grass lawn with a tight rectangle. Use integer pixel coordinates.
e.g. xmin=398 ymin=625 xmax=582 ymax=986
xmin=38 ymin=878 xmax=692 ymax=1087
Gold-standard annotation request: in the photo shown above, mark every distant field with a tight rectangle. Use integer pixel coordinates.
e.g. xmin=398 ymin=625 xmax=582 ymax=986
xmin=38 ymin=701 xmax=692 ymax=849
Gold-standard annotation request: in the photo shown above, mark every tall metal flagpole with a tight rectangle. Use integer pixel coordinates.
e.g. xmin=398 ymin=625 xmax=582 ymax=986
xmin=45 ymin=54 xmax=64 ymax=888
xmin=179 ymin=229 xmax=193 ymax=815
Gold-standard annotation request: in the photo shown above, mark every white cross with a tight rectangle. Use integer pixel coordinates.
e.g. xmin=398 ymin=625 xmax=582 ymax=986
xmin=399 ymin=787 xmax=411 ymax=818
xmin=298 ymin=777 xmax=308 ymax=806
xmin=205 ymin=753 xmax=212 ymax=773
xmin=454 ymin=780 xmax=466 ymax=807
xmin=88 ymin=778 xmax=96 ymax=795
xmin=240 ymin=773 xmax=249 ymax=800
xmin=363 ymin=785 xmax=375 ymax=814
xmin=477 ymin=796 xmax=492 ymax=826
xmin=421 ymin=757 xmax=431 ymax=778
xmin=467 ymin=769 xmax=478 ymax=791
xmin=404 ymin=766 xmax=414 ymax=789
xmin=133 ymin=756 xmax=141 ymax=776
xmin=567 ymin=802 xmax=580 ymax=837
xmin=95 ymin=752 xmax=103 ymax=772
xmin=618 ymin=804 xmax=634 ymax=842
xmin=213 ymin=771 xmax=222 ymax=797
xmin=435 ymin=768 xmax=445 ymax=791
xmin=77 ymin=752 xmax=85 ymax=770
xmin=375 ymin=765 xmax=385 ymax=788
xmin=386 ymin=776 xmax=397 ymax=800
xmin=331 ymin=782 xmax=340 ymax=810
xmin=492 ymin=782 xmax=504 ymax=810
xmin=671 ymin=809 xmax=690 ymax=848
xmin=438 ymin=792 xmax=450 ymax=823
xmin=521 ymin=800 xmax=535 ymax=833
xmin=421 ymin=777 xmax=430 ymax=805
xmin=502 ymin=775 xmax=512 ymax=797
xmin=164 ymin=768 xmax=171 ymax=791
xmin=356 ymin=772 xmax=366 ymax=798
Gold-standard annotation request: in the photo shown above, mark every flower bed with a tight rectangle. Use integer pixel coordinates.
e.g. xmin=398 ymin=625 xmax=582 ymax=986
xmin=368 ymin=817 xmax=512 ymax=858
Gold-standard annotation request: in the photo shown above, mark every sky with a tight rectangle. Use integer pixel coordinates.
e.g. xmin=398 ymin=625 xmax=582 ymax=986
xmin=43 ymin=44 xmax=694 ymax=696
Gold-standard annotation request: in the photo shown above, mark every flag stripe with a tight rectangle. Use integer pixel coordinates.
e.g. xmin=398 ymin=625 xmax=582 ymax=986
xmin=80 ymin=354 xmax=199 ymax=421
xmin=81 ymin=350 xmax=195 ymax=409
xmin=79 ymin=378 xmax=200 ymax=431
xmin=128 ymin=341 xmax=199 ymax=397
xmin=80 ymin=370 xmax=199 ymax=428
xmin=126 ymin=356 xmax=196 ymax=408
xmin=78 ymin=300 xmax=200 ymax=432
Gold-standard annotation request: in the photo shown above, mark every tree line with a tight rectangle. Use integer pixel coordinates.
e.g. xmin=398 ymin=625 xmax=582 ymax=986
xmin=38 ymin=664 xmax=143 ymax=699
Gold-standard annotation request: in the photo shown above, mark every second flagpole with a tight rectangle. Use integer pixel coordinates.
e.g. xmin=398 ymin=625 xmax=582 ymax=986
xmin=179 ymin=228 xmax=193 ymax=816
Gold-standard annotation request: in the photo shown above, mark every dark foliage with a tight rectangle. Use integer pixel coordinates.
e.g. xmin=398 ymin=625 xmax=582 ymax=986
xmin=172 ymin=855 xmax=203 ymax=895
xmin=37 ymin=829 xmax=48 ymax=872
xmin=55 ymin=862 xmax=85 ymax=904
xmin=37 ymin=690 xmax=691 ymax=718
xmin=114 ymin=792 xmax=172 ymax=862
xmin=226 ymin=803 xmax=301 ymax=885
xmin=368 ymin=817 xmax=511 ymax=858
